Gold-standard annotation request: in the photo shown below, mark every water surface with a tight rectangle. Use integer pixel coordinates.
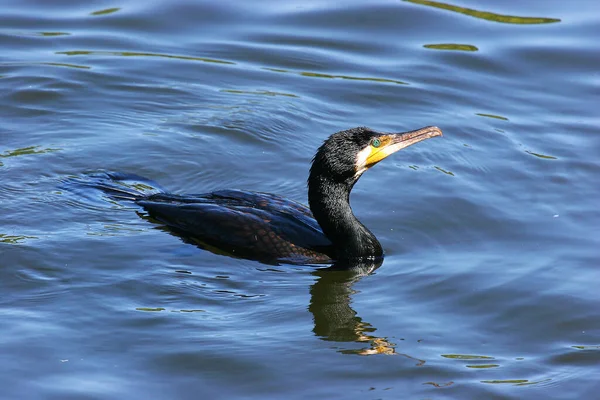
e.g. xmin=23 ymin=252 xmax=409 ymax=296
xmin=1 ymin=0 xmax=599 ymax=398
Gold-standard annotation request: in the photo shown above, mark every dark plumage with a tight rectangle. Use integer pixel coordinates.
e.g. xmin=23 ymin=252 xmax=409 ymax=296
xmin=82 ymin=126 xmax=442 ymax=265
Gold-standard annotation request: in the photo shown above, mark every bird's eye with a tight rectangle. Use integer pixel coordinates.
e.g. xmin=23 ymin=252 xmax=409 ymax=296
xmin=371 ymin=138 xmax=381 ymax=148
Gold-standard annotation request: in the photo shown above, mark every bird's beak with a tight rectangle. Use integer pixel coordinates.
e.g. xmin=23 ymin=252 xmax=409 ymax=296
xmin=364 ymin=126 xmax=443 ymax=168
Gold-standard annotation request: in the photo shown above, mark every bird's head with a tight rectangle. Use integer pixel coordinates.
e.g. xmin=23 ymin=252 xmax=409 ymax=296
xmin=310 ymin=126 xmax=443 ymax=185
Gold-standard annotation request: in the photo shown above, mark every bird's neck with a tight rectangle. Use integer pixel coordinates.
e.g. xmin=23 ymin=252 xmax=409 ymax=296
xmin=308 ymin=175 xmax=383 ymax=260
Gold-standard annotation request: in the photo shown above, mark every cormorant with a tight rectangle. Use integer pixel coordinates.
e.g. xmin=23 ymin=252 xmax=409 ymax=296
xmin=82 ymin=126 xmax=442 ymax=265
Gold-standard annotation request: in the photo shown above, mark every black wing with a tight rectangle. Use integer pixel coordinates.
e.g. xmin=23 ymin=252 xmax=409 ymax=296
xmin=137 ymin=189 xmax=334 ymax=264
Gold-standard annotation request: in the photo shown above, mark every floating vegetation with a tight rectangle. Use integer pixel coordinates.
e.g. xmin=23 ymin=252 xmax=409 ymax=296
xmin=36 ymin=32 xmax=70 ymax=37
xmin=476 ymin=113 xmax=509 ymax=121
xmin=572 ymin=345 xmax=600 ymax=350
xmin=513 ymin=378 xmax=553 ymax=386
xmin=6 ymin=31 xmax=70 ymax=37
xmin=41 ymin=62 xmax=90 ymax=69
xmin=301 ymin=71 xmax=406 ymax=85
xmin=90 ymin=7 xmax=121 ymax=16
xmin=263 ymin=67 xmax=407 ymax=85
xmin=57 ymin=50 xmax=403 ymax=86
xmin=57 ymin=50 xmax=235 ymax=65
xmin=405 ymin=0 xmax=560 ymax=24
xmin=526 ymin=150 xmax=557 ymax=160
xmin=466 ymin=364 xmax=500 ymax=369
xmin=0 ymin=234 xmax=37 ymax=244
xmin=423 ymin=381 xmax=454 ymax=387
xmin=424 ymin=43 xmax=478 ymax=52
xmin=435 ymin=166 xmax=455 ymax=176
xmin=221 ymin=89 xmax=299 ymax=98
xmin=0 ymin=146 xmax=60 ymax=158
xmin=481 ymin=378 xmax=552 ymax=386
xmin=442 ymin=354 xmax=494 ymax=360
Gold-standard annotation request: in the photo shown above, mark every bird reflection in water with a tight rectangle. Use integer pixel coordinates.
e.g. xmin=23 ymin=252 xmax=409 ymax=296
xmin=310 ymin=259 xmax=425 ymax=364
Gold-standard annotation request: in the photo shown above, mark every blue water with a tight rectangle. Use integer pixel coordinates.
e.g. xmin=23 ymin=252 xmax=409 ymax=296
xmin=1 ymin=0 xmax=599 ymax=398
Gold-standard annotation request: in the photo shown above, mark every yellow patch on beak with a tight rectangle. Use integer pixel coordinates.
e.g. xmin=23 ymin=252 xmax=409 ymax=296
xmin=354 ymin=126 xmax=442 ymax=178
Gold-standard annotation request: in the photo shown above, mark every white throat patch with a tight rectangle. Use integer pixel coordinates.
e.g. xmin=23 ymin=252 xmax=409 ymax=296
xmin=354 ymin=146 xmax=372 ymax=178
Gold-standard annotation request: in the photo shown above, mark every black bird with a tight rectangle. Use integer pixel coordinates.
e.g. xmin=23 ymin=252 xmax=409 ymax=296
xmin=81 ymin=126 xmax=442 ymax=265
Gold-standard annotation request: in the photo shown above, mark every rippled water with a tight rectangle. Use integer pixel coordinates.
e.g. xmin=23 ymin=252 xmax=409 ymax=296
xmin=1 ymin=0 xmax=599 ymax=398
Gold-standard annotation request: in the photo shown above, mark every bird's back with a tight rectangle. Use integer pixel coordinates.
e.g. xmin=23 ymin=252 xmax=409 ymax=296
xmin=137 ymin=189 xmax=334 ymax=264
